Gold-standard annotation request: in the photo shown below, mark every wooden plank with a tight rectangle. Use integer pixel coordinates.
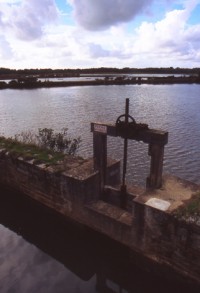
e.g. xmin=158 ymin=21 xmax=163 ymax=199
xmin=146 ymin=144 xmax=164 ymax=189
xmin=91 ymin=122 xmax=117 ymax=137
xmin=91 ymin=122 xmax=168 ymax=145
xmin=93 ymin=132 xmax=107 ymax=190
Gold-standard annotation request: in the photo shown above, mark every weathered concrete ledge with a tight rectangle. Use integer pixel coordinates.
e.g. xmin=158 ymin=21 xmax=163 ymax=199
xmin=0 ymin=150 xmax=200 ymax=285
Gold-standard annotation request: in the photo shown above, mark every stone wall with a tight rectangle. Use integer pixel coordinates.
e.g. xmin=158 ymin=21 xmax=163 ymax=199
xmin=0 ymin=151 xmax=120 ymax=223
xmin=132 ymin=198 xmax=200 ymax=283
xmin=0 ymin=150 xmax=200 ymax=284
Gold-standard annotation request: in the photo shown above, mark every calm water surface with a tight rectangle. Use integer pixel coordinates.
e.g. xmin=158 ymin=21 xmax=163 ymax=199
xmin=0 ymin=187 xmax=199 ymax=293
xmin=0 ymin=84 xmax=200 ymax=292
xmin=0 ymin=84 xmax=200 ymax=185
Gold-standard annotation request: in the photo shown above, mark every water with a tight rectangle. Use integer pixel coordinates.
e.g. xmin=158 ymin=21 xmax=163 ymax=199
xmin=0 ymin=84 xmax=200 ymax=185
xmin=0 ymin=84 xmax=200 ymax=292
xmin=0 ymin=186 xmax=199 ymax=293
xmin=1 ymin=73 xmax=189 ymax=83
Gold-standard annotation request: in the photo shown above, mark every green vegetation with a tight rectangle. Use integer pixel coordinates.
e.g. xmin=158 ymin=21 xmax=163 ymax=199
xmin=0 ymin=136 xmax=64 ymax=164
xmin=1 ymin=67 xmax=200 ymax=89
xmin=0 ymin=128 xmax=81 ymax=165
xmin=1 ymin=66 xmax=200 ymax=80
xmin=174 ymin=192 xmax=200 ymax=221
xmin=15 ymin=128 xmax=81 ymax=155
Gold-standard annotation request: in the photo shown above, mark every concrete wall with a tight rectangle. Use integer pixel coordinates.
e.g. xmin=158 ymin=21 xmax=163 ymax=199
xmin=132 ymin=199 xmax=200 ymax=283
xmin=0 ymin=150 xmax=200 ymax=284
xmin=0 ymin=154 xmax=97 ymax=214
xmin=0 ymin=151 xmax=120 ymax=222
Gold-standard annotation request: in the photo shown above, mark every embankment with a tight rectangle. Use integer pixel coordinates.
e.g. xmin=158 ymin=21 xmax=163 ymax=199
xmin=1 ymin=75 xmax=200 ymax=89
xmin=0 ymin=150 xmax=200 ymax=285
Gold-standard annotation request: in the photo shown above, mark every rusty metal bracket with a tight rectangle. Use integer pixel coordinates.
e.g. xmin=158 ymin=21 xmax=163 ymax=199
xmin=116 ymin=112 xmax=148 ymax=139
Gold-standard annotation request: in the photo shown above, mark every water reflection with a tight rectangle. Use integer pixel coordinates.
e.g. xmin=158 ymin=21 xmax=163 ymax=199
xmin=0 ymin=186 xmax=199 ymax=293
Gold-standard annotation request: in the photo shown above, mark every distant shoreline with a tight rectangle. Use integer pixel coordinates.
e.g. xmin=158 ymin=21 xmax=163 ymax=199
xmin=1 ymin=75 xmax=200 ymax=89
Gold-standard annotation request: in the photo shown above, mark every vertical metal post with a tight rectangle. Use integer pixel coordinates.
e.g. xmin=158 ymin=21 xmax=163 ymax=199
xmin=122 ymin=98 xmax=129 ymax=186
xmin=120 ymin=98 xmax=129 ymax=208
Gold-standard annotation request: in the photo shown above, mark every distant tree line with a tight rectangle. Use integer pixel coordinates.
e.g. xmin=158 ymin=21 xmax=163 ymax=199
xmin=0 ymin=68 xmax=80 ymax=79
xmin=0 ymin=66 xmax=200 ymax=79
xmin=78 ymin=67 xmax=200 ymax=75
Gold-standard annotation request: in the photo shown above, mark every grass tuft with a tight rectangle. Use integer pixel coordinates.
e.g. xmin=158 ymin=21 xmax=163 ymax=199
xmin=174 ymin=192 xmax=200 ymax=221
xmin=0 ymin=136 xmax=67 ymax=165
xmin=0 ymin=128 xmax=81 ymax=166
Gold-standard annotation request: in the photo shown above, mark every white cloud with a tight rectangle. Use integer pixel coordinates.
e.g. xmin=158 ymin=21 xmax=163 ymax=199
xmin=1 ymin=0 xmax=200 ymax=68
xmin=130 ymin=2 xmax=200 ymax=65
xmin=68 ymin=0 xmax=154 ymax=31
xmin=0 ymin=0 xmax=58 ymax=40
xmin=0 ymin=0 xmax=22 ymax=3
xmin=0 ymin=11 xmax=4 ymax=27
xmin=0 ymin=35 xmax=13 ymax=59
xmin=88 ymin=41 xmax=130 ymax=59
xmin=88 ymin=43 xmax=110 ymax=58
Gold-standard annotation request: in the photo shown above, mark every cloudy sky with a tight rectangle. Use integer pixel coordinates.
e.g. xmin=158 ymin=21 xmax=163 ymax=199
xmin=0 ymin=0 xmax=200 ymax=69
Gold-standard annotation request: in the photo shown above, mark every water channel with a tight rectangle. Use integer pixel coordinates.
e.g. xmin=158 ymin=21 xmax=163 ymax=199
xmin=0 ymin=84 xmax=200 ymax=292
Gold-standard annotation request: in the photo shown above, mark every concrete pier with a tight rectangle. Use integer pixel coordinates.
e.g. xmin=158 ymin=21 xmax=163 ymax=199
xmin=0 ymin=118 xmax=200 ymax=285
xmin=0 ymin=149 xmax=200 ymax=284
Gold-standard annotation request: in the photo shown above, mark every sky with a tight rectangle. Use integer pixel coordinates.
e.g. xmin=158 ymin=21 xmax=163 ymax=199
xmin=0 ymin=0 xmax=200 ymax=69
